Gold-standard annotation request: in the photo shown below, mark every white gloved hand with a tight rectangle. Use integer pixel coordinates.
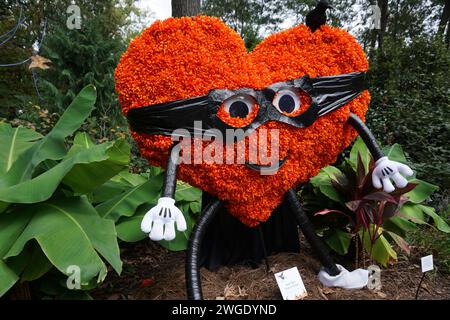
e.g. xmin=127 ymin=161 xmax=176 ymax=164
xmin=372 ymin=156 xmax=413 ymax=193
xmin=141 ymin=197 xmax=187 ymax=241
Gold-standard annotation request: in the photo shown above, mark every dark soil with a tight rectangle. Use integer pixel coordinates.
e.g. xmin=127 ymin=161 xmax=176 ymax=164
xmin=91 ymin=239 xmax=450 ymax=300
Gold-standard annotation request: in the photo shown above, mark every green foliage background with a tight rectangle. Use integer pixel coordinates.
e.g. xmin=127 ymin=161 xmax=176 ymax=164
xmin=366 ymin=37 xmax=450 ymax=189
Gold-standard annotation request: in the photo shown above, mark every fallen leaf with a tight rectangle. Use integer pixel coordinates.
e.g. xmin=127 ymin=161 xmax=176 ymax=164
xmin=317 ymin=286 xmax=329 ymax=300
xmin=376 ymin=291 xmax=387 ymax=298
xmin=322 ymin=287 xmax=335 ymax=295
xmin=29 ymin=55 xmax=51 ymax=70
xmin=294 ymin=292 xmax=308 ymax=300
xmin=421 ymin=283 xmax=431 ymax=293
xmin=223 ymin=284 xmax=248 ymax=298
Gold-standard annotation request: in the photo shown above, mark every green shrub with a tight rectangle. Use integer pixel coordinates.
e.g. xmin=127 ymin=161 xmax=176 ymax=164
xmin=366 ymin=36 xmax=450 ymax=189
xmin=303 ymin=137 xmax=450 ymax=266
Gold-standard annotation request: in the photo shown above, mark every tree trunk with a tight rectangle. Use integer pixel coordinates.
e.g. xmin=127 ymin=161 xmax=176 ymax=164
xmin=377 ymin=0 xmax=388 ymax=51
xmin=438 ymin=0 xmax=450 ymax=47
xmin=445 ymin=22 xmax=450 ymax=48
xmin=172 ymin=0 xmax=201 ymax=18
xmin=438 ymin=0 xmax=450 ymax=34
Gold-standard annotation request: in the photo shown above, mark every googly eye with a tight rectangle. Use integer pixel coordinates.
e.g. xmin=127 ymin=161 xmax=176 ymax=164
xmin=272 ymin=88 xmax=301 ymax=115
xmin=217 ymin=94 xmax=259 ymax=128
xmin=223 ymin=94 xmax=257 ymax=118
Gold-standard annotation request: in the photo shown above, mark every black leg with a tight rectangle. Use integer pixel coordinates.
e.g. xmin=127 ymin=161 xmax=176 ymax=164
xmin=186 ymin=199 xmax=223 ymax=300
xmin=285 ymin=189 xmax=340 ymax=276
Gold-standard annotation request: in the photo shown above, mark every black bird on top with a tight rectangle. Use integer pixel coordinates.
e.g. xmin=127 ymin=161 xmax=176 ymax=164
xmin=305 ymin=0 xmax=334 ymax=32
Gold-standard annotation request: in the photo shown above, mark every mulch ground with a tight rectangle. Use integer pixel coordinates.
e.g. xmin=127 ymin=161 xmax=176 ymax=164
xmin=91 ymin=239 xmax=450 ymax=300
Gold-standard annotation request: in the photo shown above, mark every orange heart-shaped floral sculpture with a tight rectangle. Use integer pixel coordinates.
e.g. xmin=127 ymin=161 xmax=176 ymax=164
xmin=115 ymin=16 xmax=370 ymax=227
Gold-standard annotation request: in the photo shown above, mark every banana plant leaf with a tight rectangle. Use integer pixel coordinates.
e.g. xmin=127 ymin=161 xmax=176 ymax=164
xmin=0 ymin=85 xmax=96 ymax=188
xmin=0 ymin=123 xmax=43 ymax=176
xmin=0 ymin=141 xmax=116 ymax=203
xmin=3 ymin=197 xmax=121 ymax=284
xmin=95 ymin=175 xmax=163 ymax=221
xmin=62 ymin=133 xmax=130 ymax=194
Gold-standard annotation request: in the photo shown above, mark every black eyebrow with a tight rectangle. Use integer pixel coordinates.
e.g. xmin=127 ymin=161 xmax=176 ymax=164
xmin=126 ymin=95 xmax=211 ymax=136
xmin=127 ymin=94 xmax=209 ymax=115
xmin=310 ymin=72 xmax=366 ymax=116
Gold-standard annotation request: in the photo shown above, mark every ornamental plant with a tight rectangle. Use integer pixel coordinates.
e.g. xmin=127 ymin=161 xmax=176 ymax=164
xmin=0 ymin=86 xmax=201 ymax=299
xmin=306 ymin=137 xmax=449 ymax=266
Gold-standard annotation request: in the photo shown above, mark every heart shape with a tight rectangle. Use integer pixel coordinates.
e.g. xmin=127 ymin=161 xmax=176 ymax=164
xmin=115 ymin=16 xmax=370 ymax=227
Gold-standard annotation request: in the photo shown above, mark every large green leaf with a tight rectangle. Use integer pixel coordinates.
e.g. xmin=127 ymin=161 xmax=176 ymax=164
xmin=175 ymin=183 xmax=202 ymax=202
xmin=0 ymin=141 xmax=113 ymax=203
xmin=419 ymin=205 xmax=450 ymax=233
xmin=324 ymin=229 xmax=352 ymax=255
xmin=116 ymin=205 xmax=150 ymax=243
xmin=349 ymin=137 xmax=371 ymax=172
xmin=5 ymin=241 xmax=53 ymax=282
xmin=91 ymin=180 xmax=130 ymax=204
xmin=91 ymin=170 xmax=149 ymax=204
xmin=0 ymin=260 xmax=18 ymax=297
xmin=114 ymin=170 xmax=148 ymax=187
xmin=4 ymin=197 xmax=121 ymax=283
xmin=72 ymin=131 xmax=96 ymax=148
xmin=404 ymin=179 xmax=438 ymax=203
xmin=62 ymin=133 xmax=130 ymax=194
xmin=0 ymin=208 xmax=34 ymax=258
xmin=91 ymin=171 xmax=152 ymax=204
xmin=383 ymin=216 xmax=418 ymax=237
xmin=399 ymin=203 xmax=428 ymax=225
xmin=96 ymin=175 xmax=163 ymax=221
xmin=21 ymin=243 xmax=54 ymax=282
xmin=0 ymin=85 xmax=97 ymax=188
xmin=360 ymin=229 xmax=397 ymax=267
xmin=310 ymin=166 xmax=345 ymax=202
xmin=189 ymin=201 xmax=201 ymax=214
xmin=382 ymin=143 xmax=407 ymax=164
xmin=0 ymin=123 xmax=42 ymax=176
xmin=0 ymin=202 xmax=9 ymax=214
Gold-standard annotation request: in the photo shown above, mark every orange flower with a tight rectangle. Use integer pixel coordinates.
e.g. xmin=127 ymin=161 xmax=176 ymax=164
xmin=115 ymin=16 xmax=370 ymax=227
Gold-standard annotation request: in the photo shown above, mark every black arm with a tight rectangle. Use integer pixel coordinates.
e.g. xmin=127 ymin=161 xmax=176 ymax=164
xmin=347 ymin=113 xmax=384 ymax=161
xmin=161 ymin=145 xmax=180 ymax=198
